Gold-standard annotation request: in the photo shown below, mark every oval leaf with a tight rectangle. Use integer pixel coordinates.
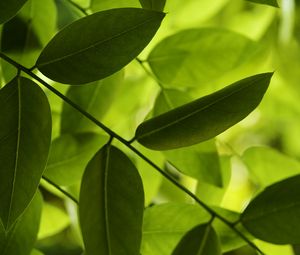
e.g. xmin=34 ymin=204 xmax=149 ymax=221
xmin=172 ymin=224 xmax=221 ymax=255
xmin=79 ymin=144 xmax=144 ymax=255
xmin=139 ymin=0 xmax=166 ymax=11
xmin=241 ymin=175 xmax=300 ymax=244
xmin=135 ymin=73 xmax=273 ymax=150
xmin=36 ymin=8 xmax=165 ymax=84
xmin=0 ymin=0 xmax=28 ymax=24
xmin=246 ymin=0 xmax=279 ymax=7
xmin=0 ymin=76 xmax=51 ymax=230
xmin=0 ymin=191 xmax=43 ymax=255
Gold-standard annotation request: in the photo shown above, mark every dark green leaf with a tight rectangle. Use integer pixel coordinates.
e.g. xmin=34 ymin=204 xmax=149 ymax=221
xmin=36 ymin=8 xmax=165 ymax=84
xmin=136 ymin=73 xmax=273 ymax=150
xmin=44 ymin=133 xmax=108 ymax=186
xmin=0 ymin=76 xmax=51 ymax=230
xmin=246 ymin=0 xmax=279 ymax=7
xmin=152 ymin=89 xmax=223 ymax=186
xmin=61 ymin=71 xmax=123 ymax=134
xmin=0 ymin=191 xmax=43 ymax=255
xmin=79 ymin=144 xmax=144 ymax=255
xmin=139 ymin=0 xmax=166 ymax=11
xmin=241 ymin=175 xmax=300 ymax=244
xmin=147 ymin=28 xmax=261 ymax=89
xmin=172 ymin=224 xmax=221 ymax=255
xmin=242 ymin=146 xmax=300 ymax=188
xmin=0 ymin=0 xmax=27 ymax=24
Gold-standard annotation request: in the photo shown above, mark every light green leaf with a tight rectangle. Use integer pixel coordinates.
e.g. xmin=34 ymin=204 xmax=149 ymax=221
xmin=36 ymin=8 xmax=165 ymax=84
xmin=172 ymin=224 xmax=221 ymax=255
xmin=1 ymin=0 xmax=57 ymax=67
xmin=79 ymin=144 xmax=144 ymax=255
xmin=0 ymin=77 xmax=51 ymax=230
xmin=242 ymin=146 xmax=300 ymax=188
xmin=30 ymin=250 xmax=44 ymax=255
xmin=142 ymin=203 xmax=245 ymax=255
xmin=61 ymin=71 xmax=123 ymax=134
xmin=241 ymin=174 xmax=300 ymax=244
xmin=136 ymin=73 xmax=272 ymax=150
xmin=246 ymin=0 xmax=279 ymax=7
xmin=0 ymin=0 xmax=27 ymax=24
xmin=139 ymin=0 xmax=166 ymax=11
xmin=90 ymin=0 xmax=140 ymax=11
xmin=44 ymin=133 xmax=108 ymax=186
xmin=38 ymin=202 xmax=70 ymax=239
xmin=152 ymin=89 xmax=222 ymax=186
xmin=147 ymin=28 xmax=261 ymax=89
xmin=0 ymin=191 xmax=43 ymax=255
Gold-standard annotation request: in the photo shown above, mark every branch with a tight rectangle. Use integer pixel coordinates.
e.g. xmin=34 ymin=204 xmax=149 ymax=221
xmin=0 ymin=52 xmax=265 ymax=255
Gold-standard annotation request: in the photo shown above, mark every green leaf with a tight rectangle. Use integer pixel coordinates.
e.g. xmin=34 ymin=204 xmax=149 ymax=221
xmin=147 ymin=28 xmax=261 ymax=89
xmin=136 ymin=73 xmax=272 ymax=150
xmin=36 ymin=8 xmax=165 ymax=84
xmin=246 ymin=0 xmax=279 ymax=7
xmin=30 ymin=250 xmax=44 ymax=255
xmin=38 ymin=202 xmax=70 ymax=239
xmin=172 ymin=224 xmax=221 ymax=255
xmin=242 ymin=146 xmax=300 ymax=188
xmin=1 ymin=0 xmax=57 ymax=67
xmin=91 ymin=0 xmax=140 ymax=11
xmin=79 ymin=144 xmax=144 ymax=255
xmin=142 ymin=203 xmax=244 ymax=255
xmin=0 ymin=77 xmax=51 ymax=230
xmin=61 ymin=71 xmax=123 ymax=134
xmin=44 ymin=133 xmax=108 ymax=186
xmin=241 ymin=174 xmax=300 ymax=244
xmin=152 ymin=89 xmax=223 ymax=186
xmin=0 ymin=191 xmax=43 ymax=255
xmin=0 ymin=0 xmax=28 ymax=24
xmin=139 ymin=0 xmax=166 ymax=11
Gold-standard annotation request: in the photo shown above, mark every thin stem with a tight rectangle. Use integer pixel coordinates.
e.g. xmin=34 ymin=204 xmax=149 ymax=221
xmin=0 ymin=51 xmax=265 ymax=255
xmin=42 ymin=176 xmax=79 ymax=204
xmin=135 ymin=58 xmax=164 ymax=89
xmin=64 ymin=0 xmax=90 ymax=16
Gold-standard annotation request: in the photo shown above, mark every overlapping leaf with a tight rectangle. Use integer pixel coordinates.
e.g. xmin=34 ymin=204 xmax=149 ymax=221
xmin=241 ymin=175 xmax=300 ymax=244
xmin=172 ymin=224 xmax=221 ymax=255
xmin=0 ymin=77 xmax=51 ymax=230
xmin=0 ymin=0 xmax=28 ymax=24
xmin=36 ymin=8 xmax=165 ymax=84
xmin=136 ymin=73 xmax=272 ymax=150
xmin=0 ymin=191 xmax=42 ymax=255
xmin=139 ymin=0 xmax=166 ymax=11
xmin=79 ymin=145 xmax=144 ymax=255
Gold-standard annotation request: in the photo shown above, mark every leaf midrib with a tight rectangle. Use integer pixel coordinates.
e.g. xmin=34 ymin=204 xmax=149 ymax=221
xmin=38 ymin=15 xmax=160 ymax=67
xmin=7 ymin=78 xmax=22 ymax=229
xmin=138 ymin=76 xmax=263 ymax=139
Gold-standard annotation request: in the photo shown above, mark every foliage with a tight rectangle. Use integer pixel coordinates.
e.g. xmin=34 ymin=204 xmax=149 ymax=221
xmin=0 ymin=0 xmax=299 ymax=255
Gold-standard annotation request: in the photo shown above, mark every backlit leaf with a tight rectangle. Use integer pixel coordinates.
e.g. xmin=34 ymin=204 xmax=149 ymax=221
xmin=61 ymin=71 xmax=123 ymax=134
xmin=36 ymin=8 xmax=165 ymax=84
xmin=0 ymin=0 xmax=28 ymax=24
xmin=241 ymin=175 xmax=300 ymax=244
xmin=147 ymin=28 xmax=260 ymax=89
xmin=0 ymin=77 xmax=51 ymax=230
xmin=136 ymin=73 xmax=272 ymax=150
xmin=44 ymin=133 xmax=107 ymax=186
xmin=246 ymin=0 xmax=279 ymax=7
xmin=172 ymin=224 xmax=221 ymax=255
xmin=0 ymin=191 xmax=42 ymax=255
xmin=79 ymin=144 xmax=144 ymax=255
xmin=90 ymin=0 xmax=139 ymax=11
